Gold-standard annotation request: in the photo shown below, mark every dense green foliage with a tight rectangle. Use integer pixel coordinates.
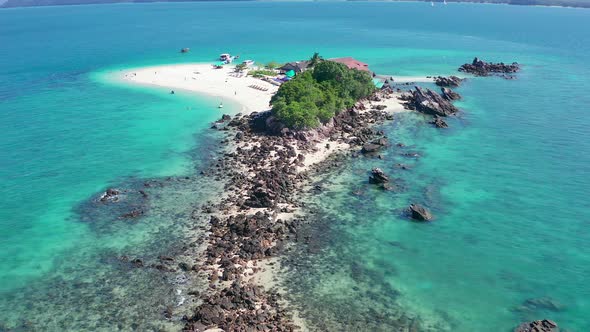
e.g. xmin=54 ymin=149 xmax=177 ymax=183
xmin=270 ymin=59 xmax=375 ymax=129
xmin=248 ymin=69 xmax=276 ymax=77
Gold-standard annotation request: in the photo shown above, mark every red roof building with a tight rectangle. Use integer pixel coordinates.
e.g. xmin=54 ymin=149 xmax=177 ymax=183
xmin=329 ymin=57 xmax=370 ymax=72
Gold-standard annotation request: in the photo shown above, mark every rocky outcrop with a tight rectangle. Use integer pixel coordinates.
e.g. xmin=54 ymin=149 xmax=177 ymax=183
xmin=440 ymin=87 xmax=461 ymax=101
xmin=514 ymin=320 xmax=559 ymax=332
xmin=408 ymin=204 xmax=433 ymax=221
xmin=401 ymin=87 xmax=459 ymax=117
xmin=459 ymin=57 xmax=520 ymax=77
xmin=434 ymin=75 xmax=463 ymax=87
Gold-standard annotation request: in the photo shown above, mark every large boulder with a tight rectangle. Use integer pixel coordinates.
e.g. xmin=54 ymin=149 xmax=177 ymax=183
xmin=408 ymin=204 xmax=433 ymax=221
xmin=402 ymin=87 xmax=458 ymax=117
xmin=514 ymin=320 xmax=559 ymax=332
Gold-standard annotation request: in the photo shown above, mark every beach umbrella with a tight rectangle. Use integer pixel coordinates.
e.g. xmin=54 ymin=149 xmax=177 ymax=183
xmin=285 ymin=70 xmax=295 ymax=78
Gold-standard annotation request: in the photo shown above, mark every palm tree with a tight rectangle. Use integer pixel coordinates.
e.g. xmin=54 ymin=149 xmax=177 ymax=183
xmin=235 ymin=63 xmax=247 ymax=73
xmin=308 ymin=52 xmax=323 ymax=68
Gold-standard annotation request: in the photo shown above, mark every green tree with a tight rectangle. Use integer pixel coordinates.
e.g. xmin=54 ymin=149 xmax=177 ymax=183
xmin=271 ymin=54 xmax=376 ymax=130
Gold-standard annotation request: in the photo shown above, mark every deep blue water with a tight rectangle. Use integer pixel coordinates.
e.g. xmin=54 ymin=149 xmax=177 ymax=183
xmin=0 ymin=2 xmax=589 ymax=331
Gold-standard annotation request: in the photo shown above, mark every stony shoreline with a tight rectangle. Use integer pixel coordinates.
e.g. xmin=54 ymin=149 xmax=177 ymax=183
xmin=181 ymin=89 xmax=406 ymax=331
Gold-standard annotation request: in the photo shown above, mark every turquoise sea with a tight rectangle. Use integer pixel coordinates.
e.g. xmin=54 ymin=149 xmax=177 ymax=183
xmin=1 ymin=2 xmax=589 ymax=331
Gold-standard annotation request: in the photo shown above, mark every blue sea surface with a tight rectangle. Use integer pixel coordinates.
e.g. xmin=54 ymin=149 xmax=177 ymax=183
xmin=0 ymin=2 xmax=589 ymax=331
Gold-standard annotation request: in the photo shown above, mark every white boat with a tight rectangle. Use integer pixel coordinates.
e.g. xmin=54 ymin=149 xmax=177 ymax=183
xmin=220 ymin=53 xmax=231 ymax=61
xmin=218 ymin=101 xmax=224 ymax=109
xmin=243 ymin=60 xmax=255 ymax=67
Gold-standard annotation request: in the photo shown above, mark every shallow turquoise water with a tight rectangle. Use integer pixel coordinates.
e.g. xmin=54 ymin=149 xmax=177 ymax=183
xmin=1 ymin=2 xmax=589 ymax=331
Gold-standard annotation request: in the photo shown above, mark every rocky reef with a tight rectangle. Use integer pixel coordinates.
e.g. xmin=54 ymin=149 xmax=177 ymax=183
xmin=180 ymin=90 xmax=404 ymax=330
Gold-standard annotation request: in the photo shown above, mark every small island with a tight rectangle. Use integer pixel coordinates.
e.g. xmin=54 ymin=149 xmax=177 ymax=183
xmin=114 ymin=53 xmax=538 ymax=331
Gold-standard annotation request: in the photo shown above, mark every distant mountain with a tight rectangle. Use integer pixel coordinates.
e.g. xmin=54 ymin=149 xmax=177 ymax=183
xmin=0 ymin=0 xmax=251 ymax=8
xmin=1 ymin=0 xmax=589 ymax=8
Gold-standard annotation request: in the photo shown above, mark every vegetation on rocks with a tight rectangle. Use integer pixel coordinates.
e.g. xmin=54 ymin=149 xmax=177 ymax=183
xmin=271 ymin=55 xmax=375 ymax=129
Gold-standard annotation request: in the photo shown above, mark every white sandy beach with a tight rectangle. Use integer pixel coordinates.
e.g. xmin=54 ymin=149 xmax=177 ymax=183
xmin=120 ymin=63 xmax=279 ymax=114
xmin=118 ymin=62 xmax=429 ymax=114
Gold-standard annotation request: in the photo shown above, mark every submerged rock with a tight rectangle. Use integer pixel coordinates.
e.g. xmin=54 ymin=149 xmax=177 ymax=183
xmin=119 ymin=209 xmax=144 ymax=219
xmin=440 ymin=87 xmax=461 ymax=101
xmin=408 ymin=204 xmax=433 ymax=221
xmin=514 ymin=319 xmax=559 ymax=332
xmin=430 ymin=115 xmax=449 ymax=128
xmin=515 ymin=296 xmax=565 ymax=312
xmin=362 ymin=137 xmax=389 ymax=154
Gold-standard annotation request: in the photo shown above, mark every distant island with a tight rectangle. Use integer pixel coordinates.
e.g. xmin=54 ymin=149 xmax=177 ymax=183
xmin=2 ymin=0 xmax=589 ymax=9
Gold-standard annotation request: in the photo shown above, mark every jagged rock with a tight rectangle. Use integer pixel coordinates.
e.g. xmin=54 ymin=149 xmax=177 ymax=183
xmin=369 ymin=168 xmax=389 ymax=184
xmin=221 ymin=114 xmax=231 ymax=121
xmin=459 ymin=57 xmax=520 ymax=77
xmin=402 ymin=87 xmax=458 ymax=117
xmin=441 ymin=87 xmax=461 ymax=101
xmin=408 ymin=204 xmax=433 ymax=221
xmin=514 ymin=320 xmax=559 ymax=332
xmin=431 ymin=115 xmax=449 ymax=128
xmin=434 ymin=75 xmax=463 ymax=87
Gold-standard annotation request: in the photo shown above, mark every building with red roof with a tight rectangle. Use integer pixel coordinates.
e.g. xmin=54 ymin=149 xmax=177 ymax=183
xmin=329 ymin=57 xmax=370 ymax=72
